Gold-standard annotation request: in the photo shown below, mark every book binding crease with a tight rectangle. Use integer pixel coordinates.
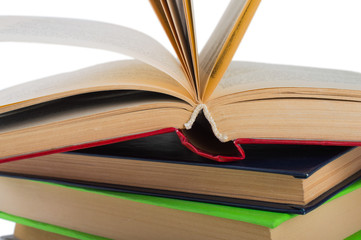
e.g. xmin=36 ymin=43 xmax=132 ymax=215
xmin=184 ymin=104 xmax=229 ymax=143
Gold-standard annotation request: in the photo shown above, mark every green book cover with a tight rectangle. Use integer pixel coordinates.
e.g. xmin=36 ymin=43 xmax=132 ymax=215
xmin=346 ymin=230 xmax=361 ymax=240
xmin=0 ymin=178 xmax=361 ymax=240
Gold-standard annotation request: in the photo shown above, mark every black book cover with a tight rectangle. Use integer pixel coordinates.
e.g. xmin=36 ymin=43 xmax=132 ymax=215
xmin=0 ymin=132 xmax=358 ymax=214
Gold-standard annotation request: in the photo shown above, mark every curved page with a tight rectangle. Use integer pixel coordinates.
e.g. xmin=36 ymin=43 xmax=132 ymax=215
xmin=199 ymin=0 xmax=260 ymax=100
xmin=0 ymin=60 xmax=195 ymax=114
xmin=0 ymin=16 xmax=192 ymax=95
xmin=208 ymin=61 xmax=361 ymax=101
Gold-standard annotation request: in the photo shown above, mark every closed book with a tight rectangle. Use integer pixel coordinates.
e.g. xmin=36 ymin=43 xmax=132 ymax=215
xmin=0 ymin=176 xmax=361 ymax=240
xmin=1 ymin=132 xmax=361 ymax=214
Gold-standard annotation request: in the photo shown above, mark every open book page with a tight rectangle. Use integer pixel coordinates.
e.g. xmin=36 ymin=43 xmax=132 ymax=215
xmin=0 ymin=93 xmax=192 ymax=159
xmin=150 ymin=0 xmax=199 ymax=98
xmin=208 ymin=61 xmax=361 ymax=101
xmin=0 ymin=91 xmax=191 ymax=134
xmin=182 ymin=0 xmax=199 ymax=96
xmin=199 ymin=0 xmax=261 ymax=101
xmin=0 ymin=16 xmax=193 ymax=96
xmin=149 ymin=1 xmax=180 ymax=55
xmin=168 ymin=0 xmax=198 ymax=91
xmin=149 ymin=0 xmax=187 ymax=74
xmin=164 ymin=0 xmax=193 ymax=83
xmin=150 ymin=0 xmax=190 ymax=82
xmin=0 ymin=60 xmax=195 ymax=114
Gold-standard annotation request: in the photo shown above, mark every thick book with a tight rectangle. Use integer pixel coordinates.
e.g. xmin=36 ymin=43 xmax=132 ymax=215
xmin=8 ymin=223 xmax=361 ymax=240
xmin=1 ymin=132 xmax=361 ymax=214
xmin=0 ymin=176 xmax=361 ymax=240
xmin=13 ymin=224 xmax=78 ymax=240
xmin=1 ymin=0 xmax=361 ymax=163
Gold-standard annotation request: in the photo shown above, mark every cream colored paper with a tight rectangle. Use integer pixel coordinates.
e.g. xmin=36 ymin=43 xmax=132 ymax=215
xmin=199 ymin=0 xmax=261 ymax=100
xmin=199 ymin=0 xmax=248 ymax=94
xmin=0 ymin=60 xmax=195 ymax=114
xmin=0 ymin=16 xmax=192 ymax=95
xmin=210 ymin=61 xmax=361 ymax=100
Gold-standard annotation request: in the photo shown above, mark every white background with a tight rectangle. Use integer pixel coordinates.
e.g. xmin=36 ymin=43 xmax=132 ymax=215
xmin=0 ymin=0 xmax=360 ymax=236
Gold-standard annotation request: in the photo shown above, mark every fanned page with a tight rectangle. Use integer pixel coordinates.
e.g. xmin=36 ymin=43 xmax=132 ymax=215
xmin=150 ymin=0 xmax=199 ymax=98
xmin=0 ymin=16 xmax=194 ymax=98
xmin=199 ymin=0 xmax=261 ymax=100
xmin=170 ymin=0 xmax=199 ymax=94
xmin=164 ymin=0 xmax=193 ymax=84
xmin=149 ymin=0 xmax=186 ymax=70
xmin=181 ymin=0 xmax=199 ymax=95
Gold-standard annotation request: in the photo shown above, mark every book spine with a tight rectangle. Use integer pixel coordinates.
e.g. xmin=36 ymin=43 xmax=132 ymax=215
xmin=175 ymin=129 xmax=245 ymax=162
xmin=234 ymin=138 xmax=361 ymax=146
xmin=184 ymin=104 xmax=228 ymax=142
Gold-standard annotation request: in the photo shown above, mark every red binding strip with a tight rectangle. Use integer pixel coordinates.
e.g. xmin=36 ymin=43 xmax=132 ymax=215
xmin=0 ymin=128 xmax=176 ymax=164
xmin=5 ymin=128 xmax=358 ymax=164
xmin=234 ymin=138 xmax=361 ymax=146
xmin=175 ymin=129 xmax=245 ymax=162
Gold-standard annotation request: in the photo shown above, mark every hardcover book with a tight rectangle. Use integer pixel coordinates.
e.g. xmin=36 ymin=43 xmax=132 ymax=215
xmin=13 ymin=224 xmax=78 ymax=240
xmin=7 ymin=223 xmax=361 ymax=240
xmin=1 ymin=132 xmax=361 ymax=214
xmin=0 ymin=176 xmax=361 ymax=240
xmin=1 ymin=0 xmax=361 ymax=163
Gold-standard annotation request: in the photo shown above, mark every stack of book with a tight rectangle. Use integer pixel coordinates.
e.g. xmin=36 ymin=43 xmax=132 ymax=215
xmin=2 ymin=134 xmax=361 ymax=239
xmin=1 ymin=0 xmax=361 ymax=239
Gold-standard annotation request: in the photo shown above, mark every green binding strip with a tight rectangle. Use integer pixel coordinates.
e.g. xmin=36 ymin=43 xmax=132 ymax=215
xmin=38 ymin=178 xmax=361 ymax=229
xmin=1 ymin=211 xmax=360 ymax=240
xmin=346 ymin=230 xmax=361 ymax=240
xmin=0 ymin=178 xmax=360 ymax=234
xmin=0 ymin=212 xmax=109 ymax=240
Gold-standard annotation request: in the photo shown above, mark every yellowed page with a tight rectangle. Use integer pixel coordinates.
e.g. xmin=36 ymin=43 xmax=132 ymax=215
xmin=0 ymin=16 xmax=193 ymax=95
xmin=150 ymin=0 xmax=199 ymax=98
xmin=209 ymin=61 xmax=361 ymax=101
xmin=182 ymin=0 xmax=200 ymax=98
xmin=167 ymin=0 xmax=193 ymax=78
xmin=160 ymin=0 xmax=191 ymax=81
xmin=199 ymin=0 xmax=261 ymax=101
xmin=167 ymin=0 xmax=198 ymax=97
xmin=0 ymin=60 xmax=195 ymax=114
xmin=149 ymin=0 xmax=183 ymax=63
xmin=0 ymin=92 xmax=191 ymax=135
xmin=149 ymin=0 xmax=190 ymax=81
xmin=0 ymin=102 xmax=191 ymax=161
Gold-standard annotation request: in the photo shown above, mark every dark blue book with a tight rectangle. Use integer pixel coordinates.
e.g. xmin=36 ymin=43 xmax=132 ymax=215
xmin=0 ymin=132 xmax=361 ymax=214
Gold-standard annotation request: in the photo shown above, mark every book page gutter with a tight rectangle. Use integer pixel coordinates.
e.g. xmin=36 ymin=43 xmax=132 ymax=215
xmin=0 ymin=16 xmax=194 ymax=97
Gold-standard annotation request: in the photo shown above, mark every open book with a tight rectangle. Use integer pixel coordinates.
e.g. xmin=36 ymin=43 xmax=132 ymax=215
xmin=1 ymin=0 xmax=361 ymax=163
